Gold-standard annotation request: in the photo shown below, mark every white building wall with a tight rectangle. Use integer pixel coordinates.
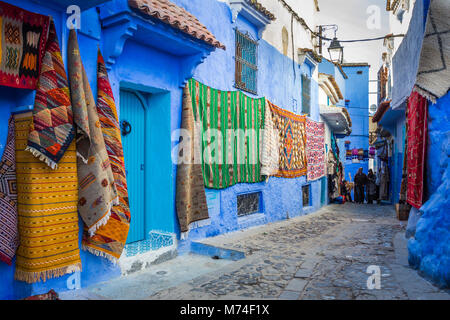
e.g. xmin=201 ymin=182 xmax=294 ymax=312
xmin=218 ymin=0 xmax=318 ymax=62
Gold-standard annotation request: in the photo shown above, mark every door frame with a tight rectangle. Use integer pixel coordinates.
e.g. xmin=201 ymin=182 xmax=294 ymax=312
xmin=119 ymin=81 xmax=175 ymax=242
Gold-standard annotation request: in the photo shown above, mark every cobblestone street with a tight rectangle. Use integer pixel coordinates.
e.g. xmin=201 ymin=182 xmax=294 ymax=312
xmin=147 ymin=203 xmax=449 ymax=300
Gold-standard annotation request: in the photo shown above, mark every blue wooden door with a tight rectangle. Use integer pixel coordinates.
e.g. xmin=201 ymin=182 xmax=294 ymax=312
xmin=120 ymin=90 xmax=146 ymax=244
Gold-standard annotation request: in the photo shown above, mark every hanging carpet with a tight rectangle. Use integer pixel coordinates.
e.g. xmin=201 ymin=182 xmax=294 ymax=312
xmin=265 ymin=100 xmax=307 ymax=178
xmin=414 ymin=0 xmax=450 ymax=103
xmin=81 ymin=50 xmax=130 ymax=261
xmin=176 ymin=83 xmax=209 ymax=238
xmin=67 ymin=29 xmax=118 ymax=236
xmin=406 ymin=91 xmax=428 ymax=209
xmin=0 ymin=116 xmax=18 ymax=265
xmin=188 ymin=78 xmax=266 ymax=188
xmin=14 ymin=112 xmax=81 ymax=283
xmin=305 ymin=118 xmax=326 ymax=181
xmin=260 ymin=98 xmax=280 ymax=177
xmin=26 ymin=20 xmax=75 ymax=169
xmin=0 ymin=2 xmax=50 ymax=89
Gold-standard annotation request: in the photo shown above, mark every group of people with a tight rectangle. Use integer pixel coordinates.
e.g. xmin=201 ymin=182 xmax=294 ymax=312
xmin=341 ymin=167 xmax=378 ymax=204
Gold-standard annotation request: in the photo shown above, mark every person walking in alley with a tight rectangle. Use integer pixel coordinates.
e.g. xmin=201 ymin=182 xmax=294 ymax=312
xmin=367 ymin=169 xmax=377 ymax=204
xmin=354 ymin=167 xmax=368 ymax=204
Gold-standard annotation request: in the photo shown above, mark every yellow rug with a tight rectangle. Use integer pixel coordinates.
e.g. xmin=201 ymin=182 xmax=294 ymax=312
xmin=14 ymin=113 xmax=81 ymax=283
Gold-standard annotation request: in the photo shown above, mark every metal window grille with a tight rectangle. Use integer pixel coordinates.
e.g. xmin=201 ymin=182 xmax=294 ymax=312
xmin=302 ymin=185 xmax=311 ymax=207
xmin=237 ymin=192 xmax=261 ymax=216
xmin=302 ymin=74 xmax=311 ymax=116
xmin=235 ymin=29 xmax=258 ymax=94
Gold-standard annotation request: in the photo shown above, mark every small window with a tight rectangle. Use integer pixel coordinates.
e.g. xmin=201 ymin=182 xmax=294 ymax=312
xmin=301 ymin=74 xmax=311 ymax=116
xmin=237 ymin=192 xmax=261 ymax=216
xmin=235 ymin=29 xmax=258 ymax=94
xmin=302 ymin=185 xmax=311 ymax=207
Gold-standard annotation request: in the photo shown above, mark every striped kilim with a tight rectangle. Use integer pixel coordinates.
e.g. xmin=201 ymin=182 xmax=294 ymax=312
xmin=176 ymin=84 xmax=209 ymax=235
xmin=406 ymin=91 xmax=428 ymax=209
xmin=305 ymin=119 xmax=326 ymax=181
xmin=26 ymin=20 xmax=75 ymax=169
xmin=14 ymin=113 xmax=81 ymax=283
xmin=81 ymin=50 xmax=130 ymax=261
xmin=67 ymin=30 xmax=118 ymax=237
xmin=0 ymin=116 xmax=18 ymax=265
xmin=266 ymin=100 xmax=307 ymax=178
xmin=188 ymin=78 xmax=266 ymax=189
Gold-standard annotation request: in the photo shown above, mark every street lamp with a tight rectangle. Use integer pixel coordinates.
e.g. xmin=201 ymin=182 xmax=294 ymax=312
xmin=328 ymin=37 xmax=344 ymax=65
xmin=318 ymin=24 xmax=344 ymax=64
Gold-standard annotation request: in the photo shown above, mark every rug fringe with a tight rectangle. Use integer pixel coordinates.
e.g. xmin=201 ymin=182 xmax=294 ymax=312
xmin=87 ymin=196 xmax=119 ymax=236
xmin=180 ymin=218 xmax=211 ymax=240
xmin=25 ymin=146 xmax=58 ymax=169
xmin=14 ymin=262 xmax=82 ymax=284
xmin=413 ymin=86 xmax=437 ymax=104
xmin=76 ymin=151 xmax=89 ymax=164
xmin=82 ymin=244 xmax=118 ymax=264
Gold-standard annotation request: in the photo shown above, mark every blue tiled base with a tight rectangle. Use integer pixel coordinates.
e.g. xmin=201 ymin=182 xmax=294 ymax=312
xmin=124 ymin=231 xmax=175 ymax=257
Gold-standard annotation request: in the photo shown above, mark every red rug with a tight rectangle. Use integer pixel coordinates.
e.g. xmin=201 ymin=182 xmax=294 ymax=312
xmin=406 ymin=90 xmax=428 ymax=209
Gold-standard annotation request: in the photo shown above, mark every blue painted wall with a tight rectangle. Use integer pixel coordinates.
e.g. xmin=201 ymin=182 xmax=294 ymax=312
xmin=1 ymin=0 xmax=328 ymax=298
xmin=172 ymin=0 xmax=324 ymax=253
xmin=408 ymin=91 xmax=450 ymax=288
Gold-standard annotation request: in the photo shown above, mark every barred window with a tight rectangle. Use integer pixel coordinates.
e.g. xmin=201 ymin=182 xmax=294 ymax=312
xmin=235 ymin=29 xmax=258 ymax=94
xmin=237 ymin=192 xmax=261 ymax=216
xmin=302 ymin=185 xmax=311 ymax=207
xmin=302 ymin=74 xmax=311 ymax=116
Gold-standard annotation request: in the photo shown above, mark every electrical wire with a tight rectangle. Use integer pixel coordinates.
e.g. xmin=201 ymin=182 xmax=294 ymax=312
xmin=277 ymin=0 xmax=404 ymax=43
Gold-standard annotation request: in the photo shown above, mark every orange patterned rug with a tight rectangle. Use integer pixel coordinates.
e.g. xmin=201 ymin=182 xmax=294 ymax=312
xmin=14 ymin=113 xmax=81 ymax=283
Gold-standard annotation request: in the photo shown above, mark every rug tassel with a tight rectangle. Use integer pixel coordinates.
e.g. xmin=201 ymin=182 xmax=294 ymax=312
xmin=87 ymin=196 xmax=119 ymax=236
xmin=25 ymin=146 xmax=58 ymax=169
xmin=14 ymin=263 xmax=82 ymax=284
xmin=180 ymin=218 xmax=211 ymax=240
xmin=413 ymin=86 xmax=437 ymax=104
xmin=82 ymin=244 xmax=118 ymax=264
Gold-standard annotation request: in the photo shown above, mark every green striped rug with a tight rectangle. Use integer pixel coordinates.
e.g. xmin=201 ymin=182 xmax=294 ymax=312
xmin=187 ymin=79 xmax=266 ymax=189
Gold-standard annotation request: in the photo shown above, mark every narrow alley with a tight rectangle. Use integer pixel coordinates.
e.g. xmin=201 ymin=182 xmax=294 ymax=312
xmin=60 ymin=204 xmax=449 ymax=300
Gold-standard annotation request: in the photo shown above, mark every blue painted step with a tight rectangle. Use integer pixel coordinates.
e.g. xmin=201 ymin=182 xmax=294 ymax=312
xmin=190 ymin=241 xmax=246 ymax=261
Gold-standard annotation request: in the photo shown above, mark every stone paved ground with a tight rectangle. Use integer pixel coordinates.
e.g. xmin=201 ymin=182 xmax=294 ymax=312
xmin=147 ymin=203 xmax=450 ymax=300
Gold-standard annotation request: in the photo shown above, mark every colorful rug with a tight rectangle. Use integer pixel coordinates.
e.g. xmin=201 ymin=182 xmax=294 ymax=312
xmin=0 ymin=116 xmax=18 ymax=265
xmin=406 ymin=91 xmax=428 ymax=209
xmin=81 ymin=50 xmax=130 ymax=262
xmin=414 ymin=0 xmax=450 ymax=103
xmin=176 ymin=84 xmax=209 ymax=237
xmin=26 ymin=20 xmax=75 ymax=169
xmin=14 ymin=113 xmax=81 ymax=283
xmin=0 ymin=2 xmax=50 ymax=89
xmin=188 ymin=78 xmax=266 ymax=189
xmin=305 ymin=119 xmax=325 ymax=181
xmin=260 ymin=98 xmax=279 ymax=177
xmin=67 ymin=30 xmax=117 ymax=236
xmin=266 ymin=100 xmax=307 ymax=178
